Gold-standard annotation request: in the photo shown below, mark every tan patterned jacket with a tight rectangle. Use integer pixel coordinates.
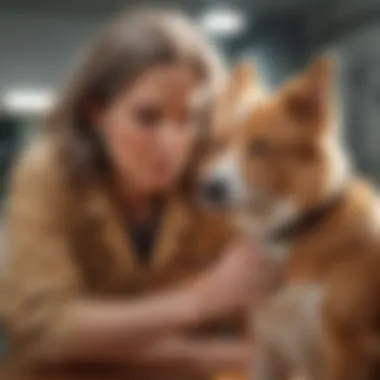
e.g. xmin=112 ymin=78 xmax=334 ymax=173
xmin=1 ymin=136 xmax=246 ymax=377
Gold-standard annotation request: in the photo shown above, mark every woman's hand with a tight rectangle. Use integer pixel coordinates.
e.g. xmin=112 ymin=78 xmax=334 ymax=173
xmin=191 ymin=240 xmax=286 ymax=320
xmin=124 ymin=335 xmax=251 ymax=377
xmin=190 ymin=240 xmax=259 ymax=319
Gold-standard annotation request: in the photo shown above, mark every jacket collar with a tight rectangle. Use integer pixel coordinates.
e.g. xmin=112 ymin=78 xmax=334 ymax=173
xmin=85 ymin=182 xmax=193 ymax=275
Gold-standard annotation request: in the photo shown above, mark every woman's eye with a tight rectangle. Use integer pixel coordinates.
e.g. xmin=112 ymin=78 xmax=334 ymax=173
xmin=135 ymin=106 xmax=163 ymax=127
xmin=249 ymin=139 xmax=269 ymax=156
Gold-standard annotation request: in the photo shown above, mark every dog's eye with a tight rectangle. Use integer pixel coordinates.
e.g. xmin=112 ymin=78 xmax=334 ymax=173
xmin=249 ymin=139 xmax=269 ymax=156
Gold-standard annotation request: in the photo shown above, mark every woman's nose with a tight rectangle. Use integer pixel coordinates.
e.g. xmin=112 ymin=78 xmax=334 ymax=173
xmin=158 ymin=122 xmax=182 ymax=148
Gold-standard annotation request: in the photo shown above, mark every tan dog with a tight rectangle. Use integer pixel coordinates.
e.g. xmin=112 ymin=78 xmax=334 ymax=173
xmin=199 ymin=57 xmax=380 ymax=380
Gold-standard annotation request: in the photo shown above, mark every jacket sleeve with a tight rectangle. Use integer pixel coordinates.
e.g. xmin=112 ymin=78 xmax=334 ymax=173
xmin=191 ymin=210 xmax=251 ymax=338
xmin=3 ymin=140 xmax=83 ymax=362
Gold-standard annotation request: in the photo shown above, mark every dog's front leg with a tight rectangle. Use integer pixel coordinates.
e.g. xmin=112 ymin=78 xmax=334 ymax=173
xmin=252 ymin=299 xmax=292 ymax=380
xmin=252 ymin=339 xmax=290 ymax=380
xmin=252 ymin=284 xmax=325 ymax=380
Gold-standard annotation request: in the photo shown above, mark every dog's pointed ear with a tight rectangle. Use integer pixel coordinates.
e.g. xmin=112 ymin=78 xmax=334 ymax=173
xmin=305 ymin=55 xmax=336 ymax=104
xmin=225 ymin=60 xmax=256 ymax=105
xmin=213 ymin=60 xmax=257 ymax=137
xmin=284 ymin=55 xmax=337 ymax=131
xmin=229 ymin=60 xmax=256 ymax=97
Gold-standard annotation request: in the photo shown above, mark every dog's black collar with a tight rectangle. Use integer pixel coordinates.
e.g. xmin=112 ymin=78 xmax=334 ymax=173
xmin=269 ymin=192 xmax=346 ymax=243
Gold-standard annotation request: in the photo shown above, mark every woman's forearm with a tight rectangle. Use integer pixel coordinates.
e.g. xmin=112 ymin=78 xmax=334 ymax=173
xmin=21 ymin=243 xmax=259 ymax=365
xmin=28 ymin=296 xmax=251 ymax=375
xmin=31 ymin=288 xmax=202 ymax=363
xmin=124 ymin=336 xmax=251 ymax=376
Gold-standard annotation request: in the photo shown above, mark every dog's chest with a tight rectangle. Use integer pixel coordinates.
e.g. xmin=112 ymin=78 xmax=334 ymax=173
xmin=255 ymin=283 xmax=325 ymax=373
xmin=255 ymin=237 xmax=326 ymax=371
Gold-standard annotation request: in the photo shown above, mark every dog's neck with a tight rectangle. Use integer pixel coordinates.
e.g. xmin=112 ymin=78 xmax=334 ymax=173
xmin=268 ymin=191 xmax=346 ymax=244
xmin=236 ymin=184 xmax=350 ymax=264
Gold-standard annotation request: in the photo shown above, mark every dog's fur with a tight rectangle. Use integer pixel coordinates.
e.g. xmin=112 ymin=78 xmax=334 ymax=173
xmin=200 ymin=58 xmax=380 ymax=380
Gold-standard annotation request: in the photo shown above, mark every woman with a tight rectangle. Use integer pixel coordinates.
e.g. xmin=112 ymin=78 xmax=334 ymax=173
xmin=3 ymin=10 xmax=260 ymax=379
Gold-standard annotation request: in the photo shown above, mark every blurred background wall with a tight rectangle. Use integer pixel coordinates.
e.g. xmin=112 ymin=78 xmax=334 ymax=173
xmin=0 ymin=0 xmax=380 ymax=208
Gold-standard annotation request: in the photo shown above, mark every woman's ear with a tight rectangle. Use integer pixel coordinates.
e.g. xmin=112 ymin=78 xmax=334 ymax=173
xmin=213 ymin=60 xmax=257 ymax=138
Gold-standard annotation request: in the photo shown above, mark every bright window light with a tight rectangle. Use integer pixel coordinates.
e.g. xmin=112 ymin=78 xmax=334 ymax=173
xmin=199 ymin=7 xmax=247 ymax=37
xmin=2 ymin=89 xmax=54 ymax=114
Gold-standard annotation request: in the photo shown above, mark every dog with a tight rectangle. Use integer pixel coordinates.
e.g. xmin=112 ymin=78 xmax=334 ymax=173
xmin=199 ymin=57 xmax=380 ymax=380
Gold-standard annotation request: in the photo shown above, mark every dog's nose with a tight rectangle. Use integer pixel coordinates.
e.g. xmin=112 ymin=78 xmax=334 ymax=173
xmin=201 ymin=178 xmax=228 ymax=204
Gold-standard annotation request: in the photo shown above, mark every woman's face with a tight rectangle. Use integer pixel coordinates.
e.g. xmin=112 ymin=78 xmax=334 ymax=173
xmin=97 ymin=64 xmax=205 ymax=194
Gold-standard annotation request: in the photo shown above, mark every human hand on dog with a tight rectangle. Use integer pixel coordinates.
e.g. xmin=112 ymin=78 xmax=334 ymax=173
xmin=190 ymin=239 xmax=265 ymax=320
